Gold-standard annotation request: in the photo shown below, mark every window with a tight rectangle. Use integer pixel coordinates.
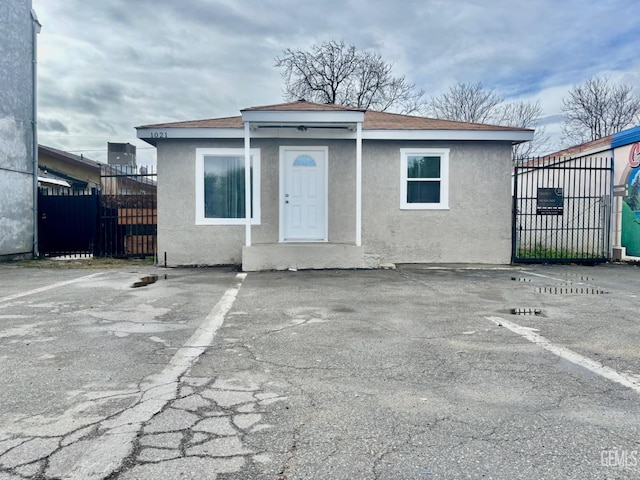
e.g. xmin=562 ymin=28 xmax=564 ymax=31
xmin=293 ymin=155 xmax=316 ymax=167
xmin=400 ymin=148 xmax=449 ymax=209
xmin=195 ymin=148 xmax=260 ymax=225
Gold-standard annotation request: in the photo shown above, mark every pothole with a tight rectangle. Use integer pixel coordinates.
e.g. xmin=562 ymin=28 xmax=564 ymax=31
xmin=131 ymin=275 xmax=168 ymax=288
xmin=511 ymin=277 xmax=531 ymax=282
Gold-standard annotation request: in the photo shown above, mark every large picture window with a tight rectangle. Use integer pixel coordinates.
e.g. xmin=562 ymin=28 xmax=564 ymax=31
xmin=195 ymin=148 xmax=260 ymax=225
xmin=400 ymin=148 xmax=449 ymax=210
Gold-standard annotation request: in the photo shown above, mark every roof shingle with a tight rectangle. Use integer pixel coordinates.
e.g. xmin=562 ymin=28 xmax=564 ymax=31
xmin=137 ymin=100 xmax=532 ymax=133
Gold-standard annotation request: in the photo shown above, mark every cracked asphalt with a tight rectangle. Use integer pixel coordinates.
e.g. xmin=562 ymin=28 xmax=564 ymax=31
xmin=0 ymin=262 xmax=639 ymax=479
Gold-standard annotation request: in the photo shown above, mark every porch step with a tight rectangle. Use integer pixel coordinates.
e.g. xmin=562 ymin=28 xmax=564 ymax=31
xmin=242 ymin=243 xmax=367 ymax=271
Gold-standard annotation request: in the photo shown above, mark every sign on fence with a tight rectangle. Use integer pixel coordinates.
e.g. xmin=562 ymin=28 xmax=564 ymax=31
xmin=536 ymin=187 xmax=564 ymax=215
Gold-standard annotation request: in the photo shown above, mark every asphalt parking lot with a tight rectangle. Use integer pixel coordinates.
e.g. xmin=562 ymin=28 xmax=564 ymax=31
xmin=0 ymin=262 xmax=639 ymax=479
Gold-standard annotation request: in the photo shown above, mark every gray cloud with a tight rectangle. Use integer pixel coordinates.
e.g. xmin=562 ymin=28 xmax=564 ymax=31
xmin=39 ymin=118 xmax=69 ymax=133
xmin=33 ymin=0 xmax=640 ymax=163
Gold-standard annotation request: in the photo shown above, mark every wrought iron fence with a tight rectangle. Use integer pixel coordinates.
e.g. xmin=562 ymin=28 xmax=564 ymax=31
xmin=38 ymin=165 xmax=157 ymax=258
xmin=512 ymin=156 xmax=613 ymax=263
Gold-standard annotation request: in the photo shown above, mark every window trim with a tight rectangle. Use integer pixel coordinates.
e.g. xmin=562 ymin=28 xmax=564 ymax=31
xmin=400 ymin=148 xmax=449 ymax=210
xmin=195 ymin=147 xmax=261 ymax=225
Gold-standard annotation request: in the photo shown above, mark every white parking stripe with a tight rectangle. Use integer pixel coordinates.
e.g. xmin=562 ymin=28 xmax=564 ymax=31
xmin=57 ymin=272 xmax=247 ymax=480
xmin=0 ymin=272 xmax=107 ymax=304
xmin=486 ymin=316 xmax=640 ymax=395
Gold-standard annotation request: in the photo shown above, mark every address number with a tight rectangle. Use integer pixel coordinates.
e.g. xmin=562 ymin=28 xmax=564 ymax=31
xmin=149 ymin=132 xmax=168 ymax=139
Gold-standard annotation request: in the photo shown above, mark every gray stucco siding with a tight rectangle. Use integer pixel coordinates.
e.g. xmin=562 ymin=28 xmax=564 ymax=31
xmin=157 ymin=139 xmax=244 ymax=266
xmin=156 ymin=137 xmax=512 ymax=266
xmin=0 ymin=0 xmax=36 ymax=258
xmin=157 ymin=138 xmax=358 ymax=265
xmin=0 ymin=171 xmax=33 ymax=255
xmin=362 ymin=140 xmax=512 ymax=264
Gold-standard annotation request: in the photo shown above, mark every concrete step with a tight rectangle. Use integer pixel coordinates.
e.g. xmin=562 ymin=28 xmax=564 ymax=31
xmin=242 ymin=243 xmax=368 ymax=271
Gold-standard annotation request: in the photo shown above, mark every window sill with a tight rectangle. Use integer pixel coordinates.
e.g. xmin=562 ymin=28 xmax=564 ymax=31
xmin=400 ymin=205 xmax=449 ymax=210
xmin=196 ymin=219 xmax=261 ymax=226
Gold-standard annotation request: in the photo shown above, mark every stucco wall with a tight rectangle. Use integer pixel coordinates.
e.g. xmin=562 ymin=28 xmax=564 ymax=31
xmin=363 ymin=141 xmax=513 ymax=264
xmin=0 ymin=0 xmax=35 ymax=258
xmin=157 ymin=137 xmax=512 ymax=266
xmin=157 ymin=138 xmax=356 ymax=265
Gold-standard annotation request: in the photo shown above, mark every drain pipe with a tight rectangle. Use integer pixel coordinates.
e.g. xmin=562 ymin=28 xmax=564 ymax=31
xmin=31 ymin=9 xmax=41 ymax=258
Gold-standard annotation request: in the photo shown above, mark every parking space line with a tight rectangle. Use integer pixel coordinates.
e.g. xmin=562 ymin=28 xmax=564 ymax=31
xmin=61 ymin=272 xmax=247 ymax=480
xmin=486 ymin=316 xmax=640 ymax=395
xmin=0 ymin=272 xmax=107 ymax=304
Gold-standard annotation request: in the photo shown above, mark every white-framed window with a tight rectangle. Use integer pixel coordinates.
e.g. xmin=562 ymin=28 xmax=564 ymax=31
xmin=400 ymin=148 xmax=449 ymax=210
xmin=195 ymin=148 xmax=261 ymax=225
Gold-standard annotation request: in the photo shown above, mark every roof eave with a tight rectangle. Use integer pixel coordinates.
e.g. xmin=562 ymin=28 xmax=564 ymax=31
xmin=38 ymin=146 xmax=102 ymax=171
xmin=137 ymin=126 xmax=534 ymax=143
xmin=363 ymin=129 xmax=534 ymax=143
xmin=612 ymin=125 xmax=640 ymax=148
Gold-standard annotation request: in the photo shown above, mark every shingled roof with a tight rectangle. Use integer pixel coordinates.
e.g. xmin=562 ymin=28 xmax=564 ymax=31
xmin=39 ymin=144 xmax=102 ymax=170
xmin=138 ymin=100 xmax=532 ymax=133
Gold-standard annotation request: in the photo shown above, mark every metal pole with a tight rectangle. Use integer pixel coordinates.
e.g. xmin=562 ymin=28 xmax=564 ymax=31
xmin=355 ymin=122 xmax=362 ymax=247
xmin=31 ymin=9 xmax=41 ymax=257
xmin=244 ymin=122 xmax=251 ymax=247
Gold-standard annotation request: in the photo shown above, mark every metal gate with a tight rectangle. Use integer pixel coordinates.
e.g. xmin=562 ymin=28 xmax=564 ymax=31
xmin=39 ymin=189 xmax=99 ymax=257
xmin=512 ymin=156 xmax=613 ymax=263
xmin=37 ymin=166 xmax=156 ymax=258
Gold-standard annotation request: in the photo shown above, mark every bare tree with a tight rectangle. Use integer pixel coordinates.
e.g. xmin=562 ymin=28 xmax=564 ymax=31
xmin=498 ymin=100 xmax=550 ymax=161
xmin=428 ymin=82 xmax=504 ymax=123
xmin=561 ymin=76 xmax=640 ymax=146
xmin=275 ymin=40 xmax=425 ymax=114
xmin=428 ymin=81 xmax=548 ymax=160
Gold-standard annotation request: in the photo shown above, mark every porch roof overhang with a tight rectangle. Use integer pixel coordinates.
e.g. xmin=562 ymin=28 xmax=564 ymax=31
xmin=37 ymin=176 xmax=71 ymax=188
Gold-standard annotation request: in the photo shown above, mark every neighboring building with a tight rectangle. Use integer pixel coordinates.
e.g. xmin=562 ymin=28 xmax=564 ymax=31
xmin=100 ymin=164 xmax=156 ymax=196
xmin=108 ymin=142 xmax=136 ymax=167
xmin=137 ymin=101 xmax=532 ymax=270
xmin=37 ymin=144 xmax=155 ymax=196
xmin=512 ymin=152 xmax=613 ymax=263
xmin=0 ymin=1 xmax=40 ymax=259
xmin=539 ymin=126 xmax=640 ymax=260
xmin=38 ymin=145 xmax=102 ymax=193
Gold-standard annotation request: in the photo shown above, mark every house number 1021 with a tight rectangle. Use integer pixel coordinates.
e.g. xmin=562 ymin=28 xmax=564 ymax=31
xmin=149 ymin=132 xmax=168 ymax=138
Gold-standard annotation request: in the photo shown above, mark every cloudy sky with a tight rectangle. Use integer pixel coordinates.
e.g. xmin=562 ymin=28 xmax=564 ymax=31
xmin=33 ymin=0 xmax=640 ymax=166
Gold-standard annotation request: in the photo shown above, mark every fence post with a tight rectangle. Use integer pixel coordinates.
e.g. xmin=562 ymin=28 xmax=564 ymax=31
xmin=511 ymin=163 xmax=519 ymax=263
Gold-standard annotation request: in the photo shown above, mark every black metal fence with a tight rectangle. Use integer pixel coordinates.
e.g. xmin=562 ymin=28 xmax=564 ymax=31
xmin=38 ymin=189 xmax=99 ymax=257
xmin=512 ymin=156 xmax=613 ymax=263
xmin=38 ymin=166 xmax=157 ymax=258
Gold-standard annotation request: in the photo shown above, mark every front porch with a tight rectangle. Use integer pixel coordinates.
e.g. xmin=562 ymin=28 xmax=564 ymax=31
xmin=242 ymin=243 xmax=371 ymax=271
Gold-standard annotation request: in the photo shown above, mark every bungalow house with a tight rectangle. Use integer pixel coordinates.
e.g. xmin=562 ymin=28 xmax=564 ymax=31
xmin=137 ymin=101 xmax=533 ymax=270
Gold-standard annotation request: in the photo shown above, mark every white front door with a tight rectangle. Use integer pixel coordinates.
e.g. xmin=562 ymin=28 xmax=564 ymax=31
xmin=280 ymin=146 xmax=328 ymax=242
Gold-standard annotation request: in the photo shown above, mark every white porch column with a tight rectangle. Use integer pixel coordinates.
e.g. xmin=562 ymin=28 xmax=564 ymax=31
xmin=244 ymin=121 xmax=251 ymax=246
xmin=356 ymin=121 xmax=362 ymax=247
